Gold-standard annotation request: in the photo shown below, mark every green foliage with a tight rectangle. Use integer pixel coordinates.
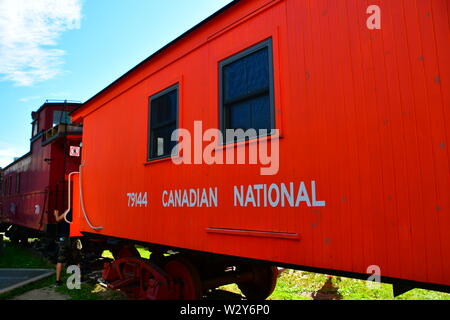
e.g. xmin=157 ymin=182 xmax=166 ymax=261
xmin=0 ymin=239 xmax=55 ymax=300
xmin=220 ymin=270 xmax=450 ymax=300
xmin=136 ymin=246 xmax=151 ymax=259
xmin=0 ymin=240 xmax=53 ymax=269
xmin=2 ymin=241 xmax=450 ymax=300
xmin=0 ymin=240 xmax=126 ymax=300
xmin=55 ymin=276 xmax=127 ymax=301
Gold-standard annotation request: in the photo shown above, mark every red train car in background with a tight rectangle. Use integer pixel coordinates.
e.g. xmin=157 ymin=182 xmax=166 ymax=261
xmin=68 ymin=0 xmax=450 ymax=300
xmin=0 ymin=101 xmax=82 ymax=243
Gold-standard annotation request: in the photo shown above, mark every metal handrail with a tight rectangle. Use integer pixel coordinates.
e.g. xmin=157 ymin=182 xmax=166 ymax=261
xmin=63 ymin=171 xmax=79 ymax=224
xmin=79 ymin=163 xmax=104 ymax=230
xmin=45 ymin=99 xmax=82 ymax=104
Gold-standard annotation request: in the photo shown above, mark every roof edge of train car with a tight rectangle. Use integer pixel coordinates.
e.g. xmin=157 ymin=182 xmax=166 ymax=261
xmin=2 ymin=100 xmax=83 ymax=171
xmin=1 ymin=152 xmax=32 ymax=171
xmin=71 ymin=0 xmax=242 ymax=121
xmin=34 ymin=100 xmax=82 ymax=115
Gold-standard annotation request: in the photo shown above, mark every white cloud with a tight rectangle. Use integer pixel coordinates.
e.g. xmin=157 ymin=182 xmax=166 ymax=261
xmin=19 ymin=95 xmax=41 ymax=102
xmin=0 ymin=0 xmax=82 ymax=86
xmin=0 ymin=142 xmax=28 ymax=168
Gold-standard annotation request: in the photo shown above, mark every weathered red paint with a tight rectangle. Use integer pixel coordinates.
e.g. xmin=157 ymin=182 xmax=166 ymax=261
xmin=0 ymin=102 xmax=82 ymax=234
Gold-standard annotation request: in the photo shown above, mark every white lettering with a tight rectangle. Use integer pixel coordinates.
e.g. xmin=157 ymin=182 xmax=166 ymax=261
xmin=295 ymin=182 xmax=312 ymax=207
xmin=164 ymin=188 xmax=219 ymax=208
xmin=234 ymin=181 xmax=326 ymax=208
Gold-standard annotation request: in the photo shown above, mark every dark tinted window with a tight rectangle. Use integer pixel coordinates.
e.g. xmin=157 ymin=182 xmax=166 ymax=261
xmin=53 ymin=111 xmax=71 ymax=127
xmin=32 ymin=120 xmax=38 ymax=137
xmin=16 ymin=173 xmax=20 ymax=194
xmin=220 ymin=39 xmax=274 ymax=142
xmin=148 ymin=85 xmax=178 ymax=160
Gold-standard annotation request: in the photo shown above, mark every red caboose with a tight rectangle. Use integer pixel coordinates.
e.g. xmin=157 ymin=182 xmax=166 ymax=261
xmin=0 ymin=101 xmax=82 ymax=243
xmin=70 ymin=0 xmax=450 ymax=299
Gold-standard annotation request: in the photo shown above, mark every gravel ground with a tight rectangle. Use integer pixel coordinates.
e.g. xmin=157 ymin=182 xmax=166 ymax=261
xmin=10 ymin=286 xmax=69 ymax=300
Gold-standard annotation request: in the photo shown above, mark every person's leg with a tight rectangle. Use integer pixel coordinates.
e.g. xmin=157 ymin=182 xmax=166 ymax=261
xmin=55 ymin=239 xmax=68 ymax=286
xmin=56 ymin=262 xmax=63 ymax=282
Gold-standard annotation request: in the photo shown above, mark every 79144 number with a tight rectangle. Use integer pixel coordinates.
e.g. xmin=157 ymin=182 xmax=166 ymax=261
xmin=127 ymin=192 xmax=148 ymax=208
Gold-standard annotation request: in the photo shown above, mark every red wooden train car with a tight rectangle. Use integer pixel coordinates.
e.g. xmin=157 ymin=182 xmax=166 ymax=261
xmin=0 ymin=101 xmax=82 ymax=242
xmin=70 ymin=0 xmax=450 ymax=299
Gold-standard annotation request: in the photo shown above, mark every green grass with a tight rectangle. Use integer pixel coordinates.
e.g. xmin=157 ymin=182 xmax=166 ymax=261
xmin=102 ymin=250 xmax=114 ymax=259
xmin=0 ymin=240 xmax=53 ymax=269
xmin=54 ymin=274 xmax=127 ymax=300
xmin=334 ymin=275 xmax=450 ymax=300
xmin=0 ymin=276 xmax=55 ymax=300
xmin=221 ymin=270 xmax=450 ymax=300
xmin=0 ymin=238 xmax=125 ymax=300
xmin=0 ymin=238 xmax=55 ymax=300
xmin=101 ymin=246 xmax=152 ymax=260
xmin=110 ymin=247 xmax=450 ymax=301
xmin=2 ymin=239 xmax=450 ymax=300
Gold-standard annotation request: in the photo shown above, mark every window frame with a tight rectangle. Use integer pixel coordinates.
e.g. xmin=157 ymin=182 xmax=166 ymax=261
xmin=218 ymin=38 xmax=276 ymax=145
xmin=147 ymin=83 xmax=179 ymax=162
xmin=31 ymin=120 xmax=39 ymax=137
xmin=52 ymin=110 xmax=71 ymax=127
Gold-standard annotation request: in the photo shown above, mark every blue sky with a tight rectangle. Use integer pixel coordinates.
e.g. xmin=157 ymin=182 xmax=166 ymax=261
xmin=0 ymin=0 xmax=233 ymax=167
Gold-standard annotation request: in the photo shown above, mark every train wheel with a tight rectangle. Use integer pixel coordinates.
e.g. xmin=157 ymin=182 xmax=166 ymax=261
xmin=237 ymin=265 xmax=278 ymax=300
xmin=164 ymin=257 xmax=203 ymax=300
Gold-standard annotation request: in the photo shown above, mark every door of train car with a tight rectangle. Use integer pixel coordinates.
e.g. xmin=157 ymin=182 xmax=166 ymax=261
xmin=203 ymin=0 xmax=305 ymax=240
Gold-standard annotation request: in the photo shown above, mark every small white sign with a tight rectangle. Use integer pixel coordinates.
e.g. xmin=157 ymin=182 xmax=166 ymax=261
xmin=70 ymin=146 xmax=81 ymax=157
